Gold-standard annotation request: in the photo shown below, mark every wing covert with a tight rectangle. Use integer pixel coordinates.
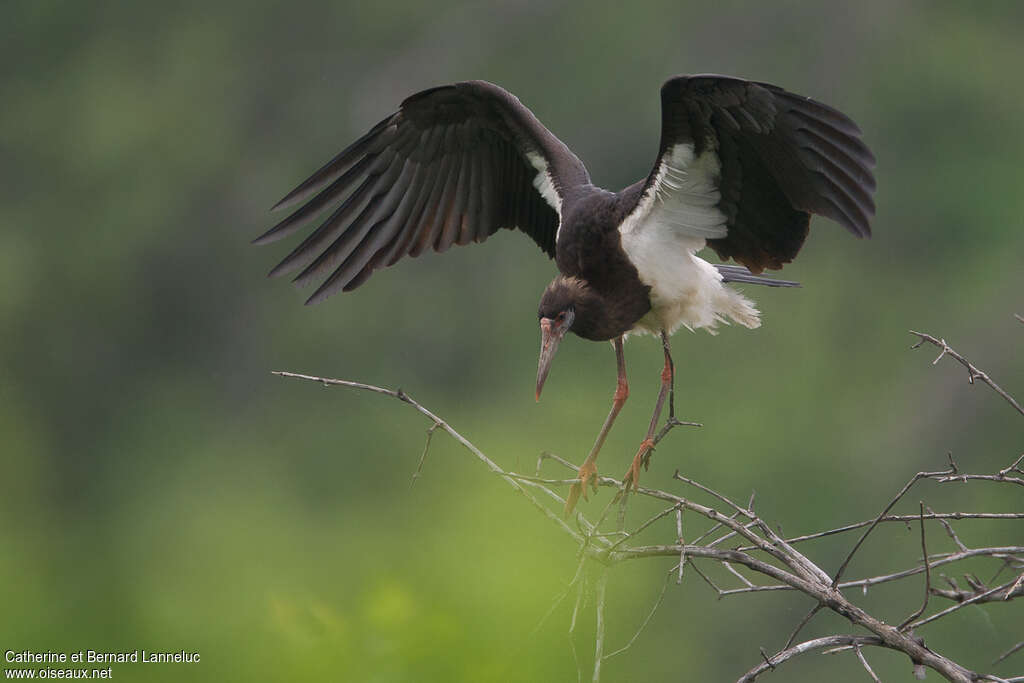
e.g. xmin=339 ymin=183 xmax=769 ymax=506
xmin=625 ymin=74 xmax=876 ymax=273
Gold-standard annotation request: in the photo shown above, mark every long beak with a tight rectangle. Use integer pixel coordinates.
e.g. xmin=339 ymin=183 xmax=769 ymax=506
xmin=536 ymin=318 xmax=563 ymax=401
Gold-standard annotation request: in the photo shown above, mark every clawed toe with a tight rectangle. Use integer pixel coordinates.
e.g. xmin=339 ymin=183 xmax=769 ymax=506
xmin=623 ymin=438 xmax=656 ymax=491
xmin=564 ymin=461 xmax=599 ymax=516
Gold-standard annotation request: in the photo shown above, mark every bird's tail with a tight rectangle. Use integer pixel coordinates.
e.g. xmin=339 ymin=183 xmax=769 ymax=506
xmin=715 ymin=264 xmax=801 ymax=288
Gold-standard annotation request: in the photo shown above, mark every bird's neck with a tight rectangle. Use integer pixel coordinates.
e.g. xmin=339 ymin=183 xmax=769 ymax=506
xmin=569 ymin=277 xmax=651 ymax=342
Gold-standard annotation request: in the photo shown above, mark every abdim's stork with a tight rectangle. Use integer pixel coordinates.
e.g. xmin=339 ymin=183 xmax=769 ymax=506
xmin=256 ymin=76 xmax=876 ymax=513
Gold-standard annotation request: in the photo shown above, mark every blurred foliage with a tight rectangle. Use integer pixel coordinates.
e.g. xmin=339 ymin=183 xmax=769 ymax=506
xmin=1 ymin=1 xmax=1022 ymax=681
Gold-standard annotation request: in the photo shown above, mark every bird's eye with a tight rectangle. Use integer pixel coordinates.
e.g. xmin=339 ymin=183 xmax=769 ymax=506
xmin=555 ymin=312 xmax=565 ymax=322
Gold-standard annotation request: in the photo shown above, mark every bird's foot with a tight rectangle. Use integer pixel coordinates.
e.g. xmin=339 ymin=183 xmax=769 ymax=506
xmin=622 ymin=438 xmax=656 ymax=491
xmin=564 ymin=461 xmax=599 ymax=516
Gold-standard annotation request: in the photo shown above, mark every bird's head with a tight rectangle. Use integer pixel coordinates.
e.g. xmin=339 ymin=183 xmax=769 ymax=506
xmin=535 ymin=276 xmax=593 ymax=401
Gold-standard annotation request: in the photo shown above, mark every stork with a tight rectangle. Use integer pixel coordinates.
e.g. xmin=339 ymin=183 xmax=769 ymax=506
xmin=256 ymin=75 xmax=876 ymax=514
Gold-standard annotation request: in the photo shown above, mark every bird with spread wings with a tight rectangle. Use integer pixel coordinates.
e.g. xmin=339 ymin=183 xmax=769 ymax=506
xmin=256 ymin=75 xmax=875 ymax=513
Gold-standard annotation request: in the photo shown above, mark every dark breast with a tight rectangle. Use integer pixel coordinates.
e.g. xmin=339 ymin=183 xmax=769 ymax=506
xmin=555 ymin=190 xmax=651 ymax=341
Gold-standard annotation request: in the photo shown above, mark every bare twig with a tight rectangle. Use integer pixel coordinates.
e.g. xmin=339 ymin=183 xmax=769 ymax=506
xmin=273 ymin=371 xmax=590 ymax=546
xmin=569 ymin=577 xmax=585 ymax=683
xmin=1007 ymin=572 xmax=1024 ymax=601
xmin=928 ymin=504 xmax=969 ymax=552
xmin=752 ymin=512 xmax=1024 ymax=550
xmin=411 ymin=421 xmax=441 ymax=486
xmin=603 ymin=568 xmax=672 ymax=661
xmin=855 ymin=644 xmax=883 ymax=683
xmin=832 ymin=467 xmax=954 ymax=587
xmin=995 ymin=641 xmax=1024 ymax=665
xmin=909 ymin=331 xmax=1024 ymax=416
xmin=898 ymin=503 xmax=933 ymax=630
xmin=1000 ymin=453 xmax=1024 ymax=478
xmin=785 ymin=603 xmax=823 ymax=649
xmin=929 ymin=576 xmax=1024 ymax=604
xmin=723 ymin=561 xmax=756 ymax=588
xmin=673 ymin=470 xmax=755 ymax=518
xmin=531 ymin=555 xmax=588 ymax=639
xmin=736 ymin=636 xmax=885 ymax=682
xmin=714 ymin=546 xmax=1024 ymax=595
xmin=606 ymin=503 xmax=680 ymax=552
xmin=908 ymin=580 xmax=1020 ymax=630
xmin=689 ymin=560 xmax=724 ymax=595
xmin=592 ymin=569 xmax=608 ymax=683
xmin=690 ymin=509 xmax=742 ymax=546
xmin=675 ymin=506 xmax=685 ymax=584
xmin=933 ymin=473 xmax=1024 ymax=488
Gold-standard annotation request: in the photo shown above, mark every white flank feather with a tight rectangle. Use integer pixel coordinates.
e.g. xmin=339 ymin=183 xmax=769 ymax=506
xmin=620 ymin=143 xmax=759 ymax=336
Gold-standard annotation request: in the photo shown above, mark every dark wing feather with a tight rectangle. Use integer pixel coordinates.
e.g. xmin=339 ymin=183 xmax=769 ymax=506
xmin=646 ymin=74 xmax=876 ymax=273
xmin=255 ymin=81 xmax=590 ymax=303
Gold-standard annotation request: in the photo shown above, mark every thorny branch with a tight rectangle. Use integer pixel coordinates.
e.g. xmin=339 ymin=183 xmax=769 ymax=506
xmin=273 ymin=326 xmax=1022 ymax=682
xmin=910 ymin=330 xmax=1024 ymax=416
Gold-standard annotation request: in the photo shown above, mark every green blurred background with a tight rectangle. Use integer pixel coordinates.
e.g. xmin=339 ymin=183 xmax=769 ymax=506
xmin=2 ymin=1 xmax=1021 ymax=681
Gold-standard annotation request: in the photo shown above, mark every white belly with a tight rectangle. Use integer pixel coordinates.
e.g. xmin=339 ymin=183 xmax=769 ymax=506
xmin=620 ymin=230 xmax=761 ymax=336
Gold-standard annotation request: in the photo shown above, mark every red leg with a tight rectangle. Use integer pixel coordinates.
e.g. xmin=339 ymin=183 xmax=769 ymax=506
xmin=564 ymin=337 xmax=628 ymax=515
xmin=662 ymin=330 xmax=676 ymax=420
xmin=623 ymin=330 xmax=674 ymax=491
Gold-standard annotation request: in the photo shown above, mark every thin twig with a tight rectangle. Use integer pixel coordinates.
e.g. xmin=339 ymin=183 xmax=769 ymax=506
xmin=689 ymin=559 xmax=724 ymax=596
xmin=673 ymin=470 xmax=755 ymax=518
xmin=746 ymin=512 xmax=1024 ymax=550
xmin=736 ymin=636 xmax=885 ymax=682
xmin=831 ymin=466 xmax=954 ymax=587
xmin=604 ymin=568 xmax=672 ymax=660
xmin=707 ymin=519 xmax=759 ymax=549
xmin=690 ymin=510 xmax=740 ymax=546
xmin=994 ymin=641 xmax=1024 ymax=665
xmin=592 ymin=569 xmax=609 ymax=683
xmin=909 ymin=331 xmax=1024 ymax=417
xmin=908 ymin=580 xmax=1018 ymax=630
xmin=712 ymin=546 xmax=1024 ymax=595
xmin=653 ymin=417 xmax=703 ymax=445
xmin=531 ymin=554 xmax=588 ymax=639
xmin=999 ymin=454 xmax=1024 ymax=478
xmin=676 ymin=507 xmax=685 ymax=584
xmin=606 ymin=504 xmax=680 ymax=553
xmin=723 ymin=561 xmax=755 ymax=588
xmin=1007 ymin=572 xmax=1024 ymax=601
xmin=539 ymin=451 xmax=581 ymax=474
xmin=569 ymin=577 xmax=585 ymax=683
xmin=855 ymin=644 xmax=883 ymax=683
xmin=411 ymin=421 xmax=441 ymax=486
xmin=933 ymin=473 xmax=1024 ymax=488
xmin=273 ymin=371 xmax=588 ymax=545
xmin=930 ymin=576 xmax=1024 ymax=604
xmin=927 ymin=505 xmax=969 ymax=552
xmin=785 ymin=603 xmax=823 ymax=649
xmin=898 ymin=503 xmax=932 ymax=630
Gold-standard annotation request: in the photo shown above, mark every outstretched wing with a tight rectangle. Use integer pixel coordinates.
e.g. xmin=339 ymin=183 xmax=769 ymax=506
xmin=255 ymin=80 xmax=590 ymax=303
xmin=621 ymin=74 xmax=876 ymax=273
